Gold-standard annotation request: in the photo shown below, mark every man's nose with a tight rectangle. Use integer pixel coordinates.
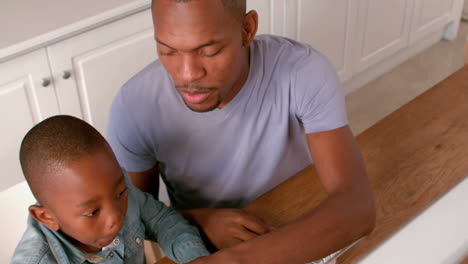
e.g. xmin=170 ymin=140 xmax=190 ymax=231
xmin=180 ymin=54 xmax=205 ymax=83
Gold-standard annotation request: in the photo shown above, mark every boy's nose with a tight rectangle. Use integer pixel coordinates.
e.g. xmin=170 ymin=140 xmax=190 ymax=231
xmin=106 ymin=206 xmax=123 ymax=230
xmin=106 ymin=214 xmax=119 ymax=230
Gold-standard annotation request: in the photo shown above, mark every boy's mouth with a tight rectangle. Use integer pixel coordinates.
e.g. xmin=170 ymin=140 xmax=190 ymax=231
xmin=98 ymin=231 xmax=121 ymax=247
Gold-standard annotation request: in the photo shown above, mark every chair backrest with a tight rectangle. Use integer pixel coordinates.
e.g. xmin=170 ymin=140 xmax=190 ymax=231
xmin=0 ymin=181 xmax=36 ymax=263
xmin=465 ymin=35 xmax=468 ymax=65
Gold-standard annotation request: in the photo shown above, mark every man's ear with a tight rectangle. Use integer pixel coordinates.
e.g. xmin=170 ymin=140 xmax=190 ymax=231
xmin=242 ymin=10 xmax=258 ymax=46
xmin=29 ymin=205 xmax=60 ymax=231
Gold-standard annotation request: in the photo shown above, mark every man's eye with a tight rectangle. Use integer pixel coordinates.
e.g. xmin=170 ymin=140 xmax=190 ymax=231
xmin=83 ymin=209 xmax=98 ymax=217
xmin=160 ymin=50 xmax=178 ymax=56
xmin=203 ymin=48 xmax=223 ymax=57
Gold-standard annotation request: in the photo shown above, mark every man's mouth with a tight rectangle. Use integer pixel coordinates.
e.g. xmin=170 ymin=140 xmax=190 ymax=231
xmin=180 ymin=91 xmax=211 ymax=104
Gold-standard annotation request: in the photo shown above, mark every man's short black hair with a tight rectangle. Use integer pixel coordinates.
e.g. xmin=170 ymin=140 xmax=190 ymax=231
xmin=19 ymin=115 xmax=109 ymax=204
xmin=152 ymin=0 xmax=247 ymax=22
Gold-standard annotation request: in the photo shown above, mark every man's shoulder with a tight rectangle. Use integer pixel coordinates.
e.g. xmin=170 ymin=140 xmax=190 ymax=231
xmin=253 ymin=35 xmax=330 ymax=71
xmin=255 ymin=34 xmax=307 ymax=48
xmin=117 ymin=59 xmax=170 ymax=100
xmin=123 ymin=59 xmax=167 ymax=89
xmin=11 ymin=218 xmax=57 ymax=264
xmin=110 ymin=59 xmax=173 ymax=120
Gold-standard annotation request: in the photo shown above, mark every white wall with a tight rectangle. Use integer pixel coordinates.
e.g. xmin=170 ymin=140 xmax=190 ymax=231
xmin=463 ymin=0 xmax=468 ymax=20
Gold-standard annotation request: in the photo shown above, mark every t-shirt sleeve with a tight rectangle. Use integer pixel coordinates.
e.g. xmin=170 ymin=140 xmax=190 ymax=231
xmin=292 ymin=50 xmax=348 ymax=134
xmin=107 ymin=89 xmax=157 ymax=172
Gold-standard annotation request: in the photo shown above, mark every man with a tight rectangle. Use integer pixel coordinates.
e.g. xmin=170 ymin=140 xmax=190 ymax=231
xmin=107 ymin=0 xmax=376 ymax=263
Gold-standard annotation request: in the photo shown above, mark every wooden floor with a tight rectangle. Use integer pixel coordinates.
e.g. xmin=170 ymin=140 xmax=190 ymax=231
xmin=338 ymin=65 xmax=468 ymax=263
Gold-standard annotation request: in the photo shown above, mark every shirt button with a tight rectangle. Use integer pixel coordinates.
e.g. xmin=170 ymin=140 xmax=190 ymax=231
xmin=113 ymin=238 xmax=120 ymax=245
xmin=108 ymin=252 xmax=114 ymax=258
xmin=135 ymin=237 xmax=142 ymax=244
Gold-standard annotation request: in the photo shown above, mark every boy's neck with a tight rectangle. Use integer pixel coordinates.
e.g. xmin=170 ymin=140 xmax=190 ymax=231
xmin=60 ymin=230 xmax=102 ymax=253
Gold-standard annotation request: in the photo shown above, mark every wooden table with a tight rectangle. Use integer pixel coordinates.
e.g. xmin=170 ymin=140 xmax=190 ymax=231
xmin=338 ymin=64 xmax=468 ymax=263
xmin=157 ymin=65 xmax=468 ymax=264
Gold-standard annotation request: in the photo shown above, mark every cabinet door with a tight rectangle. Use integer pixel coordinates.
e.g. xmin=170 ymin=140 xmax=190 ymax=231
xmin=247 ymin=0 xmax=273 ymax=35
xmin=285 ymin=0 xmax=357 ymax=82
xmin=48 ymin=9 xmax=155 ymax=135
xmin=0 ymin=49 xmax=60 ymax=190
xmin=247 ymin=0 xmax=357 ymax=82
xmin=410 ymin=0 xmax=455 ymax=44
xmin=352 ymin=0 xmax=413 ymax=73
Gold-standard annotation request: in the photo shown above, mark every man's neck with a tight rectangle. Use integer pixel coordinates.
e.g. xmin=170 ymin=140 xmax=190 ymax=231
xmin=218 ymin=47 xmax=251 ymax=109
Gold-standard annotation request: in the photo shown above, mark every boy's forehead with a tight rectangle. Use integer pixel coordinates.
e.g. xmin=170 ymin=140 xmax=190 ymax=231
xmin=75 ymin=174 xmax=125 ymax=208
xmin=45 ymin=152 xmax=124 ymax=205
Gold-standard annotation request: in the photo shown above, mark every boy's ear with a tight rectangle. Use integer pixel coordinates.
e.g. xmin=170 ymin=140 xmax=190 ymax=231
xmin=29 ymin=205 xmax=60 ymax=231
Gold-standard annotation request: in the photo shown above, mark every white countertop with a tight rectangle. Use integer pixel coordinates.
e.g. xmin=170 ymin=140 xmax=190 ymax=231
xmin=359 ymin=176 xmax=468 ymax=264
xmin=0 ymin=0 xmax=151 ymax=62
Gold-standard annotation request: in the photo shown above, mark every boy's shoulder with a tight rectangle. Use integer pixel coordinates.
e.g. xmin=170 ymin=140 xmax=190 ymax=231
xmin=11 ymin=216 xmax=58 ymax=264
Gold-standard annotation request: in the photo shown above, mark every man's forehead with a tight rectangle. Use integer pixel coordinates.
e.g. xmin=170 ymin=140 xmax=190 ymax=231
xmin=153 ymin=1 xmax=239 ymax=49
xmin=152 ymin=0 xmax=238 ymax=31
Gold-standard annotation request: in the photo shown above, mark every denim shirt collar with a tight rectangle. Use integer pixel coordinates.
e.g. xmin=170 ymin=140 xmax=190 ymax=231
xmin=38 ymin=220 xmax=125 ymax=264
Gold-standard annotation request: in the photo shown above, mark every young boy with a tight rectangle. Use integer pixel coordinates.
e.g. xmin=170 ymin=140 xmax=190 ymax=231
xmin=11 ymin=115 xmax=209 ymax=263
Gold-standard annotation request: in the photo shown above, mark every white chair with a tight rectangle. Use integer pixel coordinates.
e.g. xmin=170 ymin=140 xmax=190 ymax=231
xmin=0 ymin=181 xmax=36 ymax=263
xmin=465 ymin=34 xmax=468 ymax=64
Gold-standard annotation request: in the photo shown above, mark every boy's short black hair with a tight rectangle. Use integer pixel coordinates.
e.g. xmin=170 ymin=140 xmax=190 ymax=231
xmin=19 ymin=115 xmax=109 ymax=204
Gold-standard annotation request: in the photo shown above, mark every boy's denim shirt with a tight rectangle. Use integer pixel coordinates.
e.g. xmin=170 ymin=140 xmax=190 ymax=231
xmin=11 ymin=171 xmax=209 ymax=264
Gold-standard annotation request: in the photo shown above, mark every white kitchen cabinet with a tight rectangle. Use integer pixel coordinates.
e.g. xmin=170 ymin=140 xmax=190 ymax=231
xmin=48 ymin=9 xmax=155 ymax=134
xmin=464 ymin=0 xmax=468 ymax=20
xmin=294 ymin=0 xmax=357 ymax=81
xmin=245 ymin=0 xmax=462 ymax=85
xmin=246 ymin=0 xmax=272 ymax=35
xmin=352 ymin=0 xmax=413 ymax=73
xmin=0 ymin=49 xmax=61 ymax=189
xmin=252 ymin=0 xmax=357 ymax=82
xmin=0 ymin=9 xmax=161 ymax=263
xmin=0 ymin=9 xmax=155 ymax=188
xmin=410 ymin=0 xmax=456 ymax=44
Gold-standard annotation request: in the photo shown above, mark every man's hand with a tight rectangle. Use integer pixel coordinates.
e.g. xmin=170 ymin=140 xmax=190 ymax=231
xmin=180 ymin=208 xmax=273 ymax=249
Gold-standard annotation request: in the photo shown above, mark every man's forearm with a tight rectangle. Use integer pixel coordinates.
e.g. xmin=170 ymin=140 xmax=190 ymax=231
xmin=212 ymin=189 xmax=375 ymax=264
xmin=128 ymin=166 xmax=160 ymax=199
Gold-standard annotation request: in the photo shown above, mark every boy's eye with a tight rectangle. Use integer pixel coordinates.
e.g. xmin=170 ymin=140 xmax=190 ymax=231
xmin=118 ymin=187 xmax=128 ymax=198
xmin=83 ymin=209 xmax=98 ymax=217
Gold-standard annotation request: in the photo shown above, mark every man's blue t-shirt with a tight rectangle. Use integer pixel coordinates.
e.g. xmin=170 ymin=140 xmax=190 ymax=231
xmin=107 ymin=35 xmax=347 ymax=209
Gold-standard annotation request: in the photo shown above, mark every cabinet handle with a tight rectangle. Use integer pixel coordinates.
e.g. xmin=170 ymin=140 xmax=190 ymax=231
xmin=62 ymin=71 xmax=72 ymax=80
xmin=41 ymin=78 xmax=51 ymax=87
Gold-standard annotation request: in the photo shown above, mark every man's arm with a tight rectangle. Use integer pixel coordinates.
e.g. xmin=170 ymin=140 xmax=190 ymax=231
xmin=129 ymin=165 xmax=272 ymax=250
xmin=128 ymin=165 xmax=160 ymax=199
xmin=179 ymin=208 xmax=272 ymax=250
xmin=189 ymin=126 xmax=376 ymax=264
